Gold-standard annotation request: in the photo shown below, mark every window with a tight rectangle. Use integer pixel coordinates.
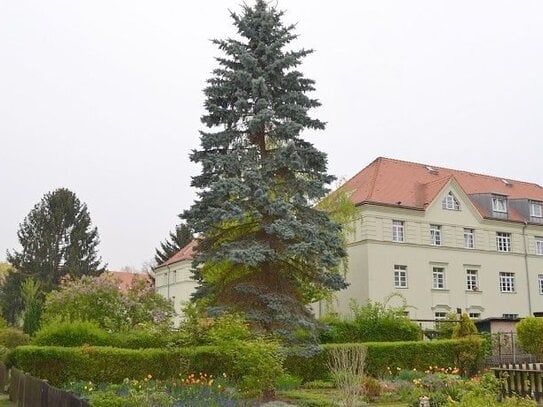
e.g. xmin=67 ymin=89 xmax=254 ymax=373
xmin=464 ymin=228 xmax=474 ymax=249
xmin=394 ymin=265 xmax=408 ymax=288
xmin=499 ymin=272 xmax=515 ymax=293
xmin=442 ymin=192 xmax=460 ymax=210
xmin=432 ymin=267 xmax=445 ymax=289
xmin=496 ymin=232 xmax=511 ymax=252
xmin=430 ymin=225 xmax=441 ymax=246
xmin=172 ymin=270 xmax=177 ymax=283
xmin=492 ymin=195 xmax=508 ymax=213
xmin=531 ymin=201 xmax=543 ymax=218
xmin=539 ymin=274 xmax=543 ymax=295
xmin=536 ymin=238 xmax=543 ymax=255
xmin=466 ymin=269 xmax=479 ymax=291
xmin=469 ymin=313 xmax=481 ymax=320
xmin=435 ymin=312 xmax=447 ymax=320
xmin=502 ymin=313 xmax=518 ymax=319
xmin=392 ymin=220 xmax=404 ymax=242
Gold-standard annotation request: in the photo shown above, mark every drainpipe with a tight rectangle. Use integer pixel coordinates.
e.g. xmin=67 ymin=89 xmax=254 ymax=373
xmin=167 ymin=265 xmax=171 ymax=299
xmin=522 ymin=221 xmax=532 ymax=316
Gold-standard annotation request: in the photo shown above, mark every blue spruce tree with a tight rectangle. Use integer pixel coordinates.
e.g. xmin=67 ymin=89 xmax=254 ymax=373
xmin=183 ymin=0 xmax=347 ymax=341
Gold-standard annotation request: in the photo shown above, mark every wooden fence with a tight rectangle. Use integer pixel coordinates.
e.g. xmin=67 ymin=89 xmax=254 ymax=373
xmin=2 ymin=364 xmax=90 ymax=407
xmin=492 ymin=363 xmax=543 ymax=405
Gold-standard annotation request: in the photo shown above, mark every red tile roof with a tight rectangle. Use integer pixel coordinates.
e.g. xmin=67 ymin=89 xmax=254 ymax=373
xmin=342 ymin=157 xmax=543 ymax=221
xmin=159 ymin=240 xmax=197 ymax=267
xmin=104 ymin=271 xmax=152 ymax=292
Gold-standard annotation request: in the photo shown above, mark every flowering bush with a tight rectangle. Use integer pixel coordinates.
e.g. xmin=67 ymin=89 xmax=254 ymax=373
xmin=42 ymin=275 xmax=174 ymax=332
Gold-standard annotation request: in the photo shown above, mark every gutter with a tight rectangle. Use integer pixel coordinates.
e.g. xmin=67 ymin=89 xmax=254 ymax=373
xmin=522 ymin=221 xmax=532 ymax=316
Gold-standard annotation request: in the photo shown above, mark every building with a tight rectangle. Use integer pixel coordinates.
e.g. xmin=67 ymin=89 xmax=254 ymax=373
xmin=154 ymin=157 xmax=543 ymax=324
xmin=331 ymin=157 xmax=543 ymax=322
xmin=153 ymin=240 xmax=198 ymax=325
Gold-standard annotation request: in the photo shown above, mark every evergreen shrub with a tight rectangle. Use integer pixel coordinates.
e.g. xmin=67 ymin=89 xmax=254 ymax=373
xmin=284 ymin=338 xmax=484 ymax=381
xmin=109 ymin=329 xmax=172 ymax=349
xmin=14 ymin=341 xmax=283 ymax=394
xmin=33 ymin=320 xmax=110 ymax=347
xmin=0 ymin=328 xmax=31 ymax=348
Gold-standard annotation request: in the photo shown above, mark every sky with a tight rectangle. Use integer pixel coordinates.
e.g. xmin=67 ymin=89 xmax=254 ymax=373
xmin=1 ymin=1 xmax=542 ymax=271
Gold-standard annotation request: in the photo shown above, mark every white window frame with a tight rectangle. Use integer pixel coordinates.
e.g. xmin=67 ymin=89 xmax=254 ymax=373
xmin=466 ymin=269 xmax=479 ymax=291
xmin=430 ymin=225 xmax=442 ymax=246
xmin=464 ymin=228 xmax=474 ymax=249
xmin=536 ymin=238 xmax=543 ymax=256
xmin=432 ymin=267 xmax=445 ymax=289
xmin=499 ymin=272 xmax=515 ymax=293
xmin=392 ymin=220 xmax=404 ymax=242
xmin=442 ymin=192 xmax=460 ymax=210
xmin=492 ymin=196 xmax=508 ymax=213
xmin=538 ymin=274 xmax=543 ymax=295
xmin=496 ymin=232 xmax=511 ymax=252
xmin=531 ymin=201 xmax=543 ymax=218
xmin=394 ymin=265 xmax=408 ymax=288
xmin=434 ymin=312 xmax=447 ymax=320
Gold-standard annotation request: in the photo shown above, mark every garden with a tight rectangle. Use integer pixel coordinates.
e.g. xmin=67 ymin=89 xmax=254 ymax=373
xmin=0 ymin=273 xmax=541 ymax=406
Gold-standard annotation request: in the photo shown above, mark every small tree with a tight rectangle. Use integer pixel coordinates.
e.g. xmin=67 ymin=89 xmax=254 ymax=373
xmin=452 ymin=313 xmax=478 ymax=338
xmin=21 ymin=278 xmax=43 ymax=335
xmin=516 ymin=317 xmax=543 ymax=360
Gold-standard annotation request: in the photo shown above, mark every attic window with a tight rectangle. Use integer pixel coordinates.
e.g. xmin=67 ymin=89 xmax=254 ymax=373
xmin=492 ymin=195 xmax=507 ymax=214
xmin=425 ymin=165 xmax=438 ymax=175
xmin=442 ymin=192 xmax=460 ymax=210
xmin=531 ymin=201 xmax=543 ymax=221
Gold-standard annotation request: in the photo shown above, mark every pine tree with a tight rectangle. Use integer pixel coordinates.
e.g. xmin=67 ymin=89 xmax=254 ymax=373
xmin=154 ymin=221 xmax=193 ymax=265
xmin=183 ymin=1 xmax=347 ymax=340
xmin=6 ymin=188 xmax=105 ymax=292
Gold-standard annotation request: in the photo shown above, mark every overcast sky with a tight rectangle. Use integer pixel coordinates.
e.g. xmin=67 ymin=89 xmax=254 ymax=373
xmin=1 ymin=1 xmax=542 ymax=270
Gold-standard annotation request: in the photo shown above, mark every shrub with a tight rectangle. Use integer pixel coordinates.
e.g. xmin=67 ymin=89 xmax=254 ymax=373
xmin=33 ymin=320 xmax=110 ymax=347
xmin=14 ymin=342 xmax=284 ymax=396
xmin=320 ymin=297 xmax=421 ymax=343
xmin=516 ymin=317 xmax=543 ymax=360
xmin=109 ymin=329 xmax=172 ymax=349
xmin=452 ymin=313 xmax=478 ymax=338
xmin=0 ymin=328 xmax=31 ymax=348
xmin=284 ymin=338 xmax=485 ymax=382
xmin=42 ymin=275 xmax=174 ymax=332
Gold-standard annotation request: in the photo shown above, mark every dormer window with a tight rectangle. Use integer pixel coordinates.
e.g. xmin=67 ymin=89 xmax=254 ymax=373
xmin=492 ymin=195 xmax=507 ymax=213
xmin=530 ymin=201 xmax=543 ymax=219
xmin=442 ymin=192 xmax=460 ymax=210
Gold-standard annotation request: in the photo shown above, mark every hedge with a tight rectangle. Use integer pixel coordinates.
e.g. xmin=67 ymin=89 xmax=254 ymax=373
xmin=14 ymin=341 xmax=283 ymax=389
xmin=14 ymin=338 xmax=484 ymax=387
xmin=285 ymin=337 xmax=485 ymax=381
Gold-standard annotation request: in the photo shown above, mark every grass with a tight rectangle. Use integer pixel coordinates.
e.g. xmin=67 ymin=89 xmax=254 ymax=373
xmin=0 ymin=394 xmax=14 ymax=407
xmin=278 ymin=389 xmax=407 ymax=406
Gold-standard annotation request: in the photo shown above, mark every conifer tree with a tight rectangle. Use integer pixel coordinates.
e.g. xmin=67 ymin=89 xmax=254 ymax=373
xmin=6 ymin=188 xmax=105 ymax=292
xmin=154 ymin=221 xmax=193 ymax=265
xmin=183 ymin=1 xmax=347 ymax=340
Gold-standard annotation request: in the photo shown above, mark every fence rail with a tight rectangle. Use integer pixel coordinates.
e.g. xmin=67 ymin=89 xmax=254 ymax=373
xmin=3 ymin=364 xmax=89 ymax=407
xmin=492 ymin=363 xmax=543 ymax=405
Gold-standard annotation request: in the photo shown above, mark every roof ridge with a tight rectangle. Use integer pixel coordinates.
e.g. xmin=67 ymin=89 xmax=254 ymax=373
xmin=366 ymin=157 xmax=382 ymax=200
xmin=378 ymin=157 xmax=543 ymax=188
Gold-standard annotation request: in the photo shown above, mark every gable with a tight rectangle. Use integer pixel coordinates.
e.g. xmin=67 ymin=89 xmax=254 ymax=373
xmin=424 ymin=179 xmax=483 ymax=227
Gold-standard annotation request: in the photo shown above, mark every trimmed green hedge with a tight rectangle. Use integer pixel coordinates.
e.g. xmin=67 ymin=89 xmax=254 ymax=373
xmin=14 ymin=338 xmax=484 ymax=387
xmin=285 ymin=337 xmax=484 ymax=381
xmin=14 ymin=341 xmax=283 ymax=389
